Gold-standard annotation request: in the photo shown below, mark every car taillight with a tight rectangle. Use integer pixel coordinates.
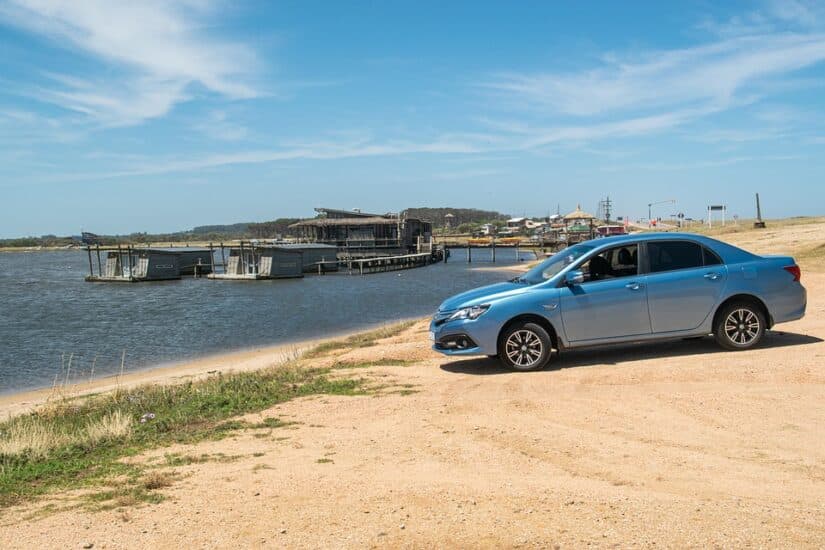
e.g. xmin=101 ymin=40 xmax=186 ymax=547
xmin=784 ymin=265 xmax=801 ymax=282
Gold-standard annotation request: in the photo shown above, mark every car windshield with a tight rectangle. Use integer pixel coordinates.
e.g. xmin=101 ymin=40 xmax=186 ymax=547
xmin=514 ymin=243 xmax=595 ymax=285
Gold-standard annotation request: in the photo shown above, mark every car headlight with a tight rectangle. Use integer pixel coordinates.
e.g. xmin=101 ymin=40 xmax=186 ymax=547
xmin=448 ymin=304 xmax=490 ymax=321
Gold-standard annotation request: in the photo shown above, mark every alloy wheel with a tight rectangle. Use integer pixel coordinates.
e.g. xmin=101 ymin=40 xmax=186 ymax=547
xmin=504 ymin=329 xmax=544 ymax=368
xmin=724 ymin=308 xmax=761 ymax=346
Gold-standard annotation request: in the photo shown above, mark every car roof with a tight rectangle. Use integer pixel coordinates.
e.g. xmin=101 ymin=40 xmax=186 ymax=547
xmin=579 ymin=232 xmax=758 ymax=262
xmin=586 ymin=232 xmax=714 ymax=245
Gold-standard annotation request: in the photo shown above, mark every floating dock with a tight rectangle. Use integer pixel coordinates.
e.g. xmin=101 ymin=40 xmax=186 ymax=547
xmin=85 ymin=241 xmax=444 ymax=283
xmin=207 ymin=243 xmax=304 ymax=280
xmin=84 ymin=246 xmax=213 ymax=282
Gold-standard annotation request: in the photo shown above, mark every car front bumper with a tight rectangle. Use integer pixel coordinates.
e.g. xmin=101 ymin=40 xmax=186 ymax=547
xmin=429 ymin=314 xmax=497 ymax=356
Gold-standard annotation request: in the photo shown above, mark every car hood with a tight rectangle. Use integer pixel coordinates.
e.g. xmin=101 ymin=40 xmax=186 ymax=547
xmin=438 ymin=281 xmax=528 ymax=311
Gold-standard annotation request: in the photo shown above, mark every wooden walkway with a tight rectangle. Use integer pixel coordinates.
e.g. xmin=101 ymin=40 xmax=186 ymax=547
xmin=318 ymin=251 xmax=443 ymax=275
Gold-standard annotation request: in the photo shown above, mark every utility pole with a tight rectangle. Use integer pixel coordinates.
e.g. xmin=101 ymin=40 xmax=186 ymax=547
xmin=647 ymin=199 xmax=676 ymax=225
xmin=754 ymin=193 xmax=766 ymax=229
xmin=602 ymin=196 xmax=612 ymax=224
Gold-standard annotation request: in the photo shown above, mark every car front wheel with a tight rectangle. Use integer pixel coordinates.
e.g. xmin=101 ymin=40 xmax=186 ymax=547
xmin=714 ymin=302 xmax=766 ymax=351
xmin=498 ymin=322 xmax=552 ymax=371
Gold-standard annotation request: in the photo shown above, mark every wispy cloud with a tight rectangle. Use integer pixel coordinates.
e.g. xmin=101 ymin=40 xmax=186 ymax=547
xmin=768 ymin=0 xmax=824 ymax=28
xmin=38 ymin=135 xmax=487 ymax=183
xmin=482 ymin=34 xmax=825 ymax=118
xmin=0 ymin=107 xmax=86 ymax=143
xmin=471 ymin=2 xmax=825 ymax=158
xmin=191 ymin=110 xmax=250 ymax=142
xmin=601 ymin=154 xmax=803 ymax=172
xmin=432 ymin=169 xmax=503 ymax=181
xmin=0 ymin=0 xmax=260 ymax=126
xmin=476 ymin=104 xmax=725 ymax=151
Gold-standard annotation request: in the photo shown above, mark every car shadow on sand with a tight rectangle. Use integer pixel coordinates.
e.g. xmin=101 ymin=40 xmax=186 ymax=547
xmin=439 ymin=330 xmax=823 ymax=375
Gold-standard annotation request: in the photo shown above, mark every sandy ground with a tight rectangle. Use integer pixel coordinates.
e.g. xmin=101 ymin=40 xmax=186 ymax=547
xmin=1 ymin=224 xmax=824 ymax=548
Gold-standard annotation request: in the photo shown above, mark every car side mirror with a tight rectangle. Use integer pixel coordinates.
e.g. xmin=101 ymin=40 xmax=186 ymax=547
xmin=565 ymin=269 xmax=584 ymax=286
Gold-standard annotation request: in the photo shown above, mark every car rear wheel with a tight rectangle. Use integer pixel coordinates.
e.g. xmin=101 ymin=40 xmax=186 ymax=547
xmin=714 ymin=302 xmax=766 ymax=351
xmin=499 ymin=322 xmax=552 ymax=371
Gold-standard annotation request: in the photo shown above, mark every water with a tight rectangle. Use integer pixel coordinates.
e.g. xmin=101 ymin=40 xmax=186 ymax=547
xmin=0 ymin=249 xmax=530 ymax=394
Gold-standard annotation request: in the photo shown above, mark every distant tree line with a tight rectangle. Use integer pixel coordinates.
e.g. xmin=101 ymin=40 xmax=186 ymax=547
xmin=0 ymin=208 xmax=512 ymax=247
xmin=402 ymin=207 xmax=509 ymax=228
xmin=247 ymin=218 xmax=302 ymax=238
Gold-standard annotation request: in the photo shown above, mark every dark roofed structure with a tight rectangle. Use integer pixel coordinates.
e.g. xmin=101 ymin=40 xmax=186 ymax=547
xmin=289 ymin=207 xmax=432 ymax=256
xmin=313 ymin=207 xmax=394 ymax=219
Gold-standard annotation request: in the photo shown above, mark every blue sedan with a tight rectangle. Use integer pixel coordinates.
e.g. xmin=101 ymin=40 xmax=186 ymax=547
xmin=431 ymin=233 xmax=807 ymax=371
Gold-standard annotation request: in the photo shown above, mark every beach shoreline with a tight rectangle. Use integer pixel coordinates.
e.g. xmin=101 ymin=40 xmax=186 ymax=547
xmin=0 ymin=317 xmax=425 ymax=419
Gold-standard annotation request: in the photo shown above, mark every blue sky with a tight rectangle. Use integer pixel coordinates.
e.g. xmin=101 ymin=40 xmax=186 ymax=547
xmin=1 ymin=0 xmax=824 ymax=237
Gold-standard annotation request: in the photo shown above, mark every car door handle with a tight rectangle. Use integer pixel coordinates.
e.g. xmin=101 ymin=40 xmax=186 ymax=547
xmin=704 ymin=272 xmax=721 ymax=281
xmin=625 ymin=282 xmax=643 ymax=290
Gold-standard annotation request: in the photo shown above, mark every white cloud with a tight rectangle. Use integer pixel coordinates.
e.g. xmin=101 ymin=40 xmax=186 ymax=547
xmin=191 ymin=110 xmax=250 ymax=141
xmin=601 ymin=154 xmax=803 ymax=172
xmin=0 ymin=0 xmax=259 ymax=126
xmin=39 ymin=135 xmax=487 ymax=182
xmin=482 ymin=33 xmax=825 ymax=118
xmin=769 ymin=0 xmax=824 ymax=28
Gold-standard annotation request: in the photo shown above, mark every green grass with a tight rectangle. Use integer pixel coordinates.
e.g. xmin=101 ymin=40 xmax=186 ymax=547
xmin=331 ymin=358 xmax=414 ymax=369
xmin=303 ymin=321 xmax=416 ymax=358
xmin=0 ymin=364 xmax=366 ymax=508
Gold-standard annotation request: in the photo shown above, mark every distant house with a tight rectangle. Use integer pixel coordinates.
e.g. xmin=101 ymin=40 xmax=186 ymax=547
xmin=563 ymin=204 xmax=598 ymax=241
xmin=444 ymin=213 xmax=455 ymax=229
xmin=506 ymin=217 xmax=527 ymax=230
xmin=506 ymin=217 xmax=547 ymax=233
xmin=564 ymin=205 xmax=597 ymax=229
xmin=480 ymin=223 xmax=496 ymax=236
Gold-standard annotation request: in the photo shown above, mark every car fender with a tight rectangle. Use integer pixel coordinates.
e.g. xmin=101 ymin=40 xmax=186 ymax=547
xmin=485 ymin=286 xmax=567 ymax=350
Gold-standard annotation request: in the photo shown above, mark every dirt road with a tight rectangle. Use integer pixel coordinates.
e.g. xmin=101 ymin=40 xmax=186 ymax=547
xmin=1 ymin=230 xmax=824 ymax=548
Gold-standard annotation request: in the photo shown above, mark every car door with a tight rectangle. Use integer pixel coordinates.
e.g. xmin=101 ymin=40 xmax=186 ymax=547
xmin=559 ymin=243 xmax=652 ymax=342
xmin=644 ymin=240 xmax=728 ymax=333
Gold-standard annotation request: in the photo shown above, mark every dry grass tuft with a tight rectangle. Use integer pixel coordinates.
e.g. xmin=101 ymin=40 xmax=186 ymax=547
xmin=0 ymin=417 xmax=67 ymax=458
xmin=0 ymin=410 xmax=132 ymax=459
xmin=84 ymin=410 xmax=132 ymax=445
xmin=141 ymin=471 xmax=175 ymax=491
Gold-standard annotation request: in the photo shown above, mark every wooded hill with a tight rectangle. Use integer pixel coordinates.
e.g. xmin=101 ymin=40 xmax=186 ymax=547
xmin=403 ymin=208 xmax=509 ymax=227
xmin=1 ymin=208 xmax=510 ymax=247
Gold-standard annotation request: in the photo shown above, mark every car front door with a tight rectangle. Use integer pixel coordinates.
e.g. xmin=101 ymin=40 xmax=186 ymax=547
xmin=559 ymin=244 xmax=652 ymax=343
xmin=644 ymin=240 xmax=728 ymax=333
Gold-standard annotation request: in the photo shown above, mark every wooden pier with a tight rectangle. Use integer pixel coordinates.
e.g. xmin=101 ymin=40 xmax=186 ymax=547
xmin=316 ymin=249 xmax=444 ymax=275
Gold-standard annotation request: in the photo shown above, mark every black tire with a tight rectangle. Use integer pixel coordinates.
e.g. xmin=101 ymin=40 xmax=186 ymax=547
xmin=714 ymin=302 xmax=766 ymax=351
xmin=498 ymin=322 xmax=553 ymax=371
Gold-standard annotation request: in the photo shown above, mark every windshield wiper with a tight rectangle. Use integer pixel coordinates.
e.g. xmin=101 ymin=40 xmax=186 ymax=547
xmin=510 ymin=276 xmax=530 ymax=284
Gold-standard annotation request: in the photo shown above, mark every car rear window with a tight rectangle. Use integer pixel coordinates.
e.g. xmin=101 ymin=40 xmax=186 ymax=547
xmin=648 ymin=241 xmax=704 ymax=273
xmin=703 ymin=247 xmax=723 ymax=266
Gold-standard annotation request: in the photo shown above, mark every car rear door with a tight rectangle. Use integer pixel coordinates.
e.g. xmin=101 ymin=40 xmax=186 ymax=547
xmin=644 ymin=240 xmax=728 ymax=333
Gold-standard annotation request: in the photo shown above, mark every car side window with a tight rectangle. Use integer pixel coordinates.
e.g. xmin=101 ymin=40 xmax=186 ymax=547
xmin=703 ymin=246 xmax=723 ymax=266
xmin=647 ymin=241 xmax=703 ymax=273
xmin=579 ymin=244 xmax=638 ymax=283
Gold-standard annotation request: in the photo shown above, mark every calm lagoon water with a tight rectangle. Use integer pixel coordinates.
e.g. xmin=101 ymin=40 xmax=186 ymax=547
xmin=0 ymin=248 xmax=531 ymax=394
